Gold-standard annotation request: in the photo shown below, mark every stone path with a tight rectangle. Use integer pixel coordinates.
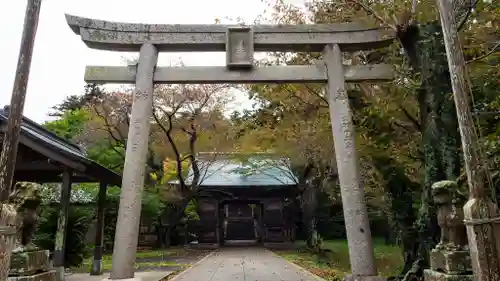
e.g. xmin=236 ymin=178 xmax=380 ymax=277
xmin=172 ymin=247 xmax=324 ymax=281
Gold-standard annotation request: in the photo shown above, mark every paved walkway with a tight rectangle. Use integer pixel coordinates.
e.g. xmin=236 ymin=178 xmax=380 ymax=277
xmin=172 ymin=248 xmax=324 ymax=281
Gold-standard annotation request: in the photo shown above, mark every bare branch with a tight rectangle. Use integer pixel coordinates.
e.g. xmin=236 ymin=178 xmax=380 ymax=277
xmin=303 ymin=84 xmax=329 ymax=107
xmin=152 ymin=109 xmax=190 ymax=194
xmin=282 ymin=85 xmax=324 ymax=110
xmin=186 ymin=119 xmax=200 ymax=189
xmin=457 ymin=0 xmax=478 ymax=31
xmin=392 ymin=121 xmax=416 ymax=133
xmin=348 ymin=0 xmax=396 ymax=29
xmin=91 ymin=106 xmax=124 ymax=146
xmin=88 ymin=103 xmax=127 ymax=160
xmin=466 ymin=41 xmax=500 ymax=64
xmin=398 ymin=105 xmax=421 ymax=132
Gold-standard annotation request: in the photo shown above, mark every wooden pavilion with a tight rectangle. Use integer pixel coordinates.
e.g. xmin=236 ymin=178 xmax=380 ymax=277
xmin=0 ymin=106 xmax=121 ymax=277
xmin=171 ymin=153 xmax=299 ymax=247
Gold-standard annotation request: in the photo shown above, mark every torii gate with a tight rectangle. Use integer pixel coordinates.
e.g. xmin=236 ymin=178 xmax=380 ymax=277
xmin=66 ymin=14 xmax=393 ymax=281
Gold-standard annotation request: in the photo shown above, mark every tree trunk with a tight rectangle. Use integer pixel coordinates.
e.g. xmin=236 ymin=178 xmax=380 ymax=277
xmin=155 ymin=219 xmax=165 ymax=248
xmin=398 ymin=21 xmax=461 ymax=281
xmin=165 ymin=198 xmax=190 ymax=246
xmin=371 ymin=155 xmax=418 ymax=266
xmin=301 ymin=182 xmax=318 ymax=248
xmin=165 ymin=227 xmax=171 ymax=247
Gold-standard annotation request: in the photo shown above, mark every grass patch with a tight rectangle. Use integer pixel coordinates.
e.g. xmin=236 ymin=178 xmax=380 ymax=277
xmin=73 ymin=248 xmax=188 ymax=273
xmin=275 ymin=239 xmax=403 ymax=280
xmin=135 ymin=249 xmax=180 ymax=259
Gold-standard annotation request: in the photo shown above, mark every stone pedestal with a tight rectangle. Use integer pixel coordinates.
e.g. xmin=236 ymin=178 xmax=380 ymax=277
xmin=430 ymin=249 xmax=472 ymax=275
xmin=8 ymin=250 xmax=56 ymax=281
xmin=423 ymin=270 xmax=473 ymax=281
xmin=424 ymin=181 xmax=475 ymax=281
xmin=424 ymin=249 xmax=473 ymax=281
xmin=463 ymin=198 xmax=500 ymax=281
xmin=0 ymin=203 xmax=18 ymax=281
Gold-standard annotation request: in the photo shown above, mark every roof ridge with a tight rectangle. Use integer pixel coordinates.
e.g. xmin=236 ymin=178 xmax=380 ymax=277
xmin=0 ymin=105 xmax=84 ymax=153
xmin=170 ymin=157 xmax=297 ymax=186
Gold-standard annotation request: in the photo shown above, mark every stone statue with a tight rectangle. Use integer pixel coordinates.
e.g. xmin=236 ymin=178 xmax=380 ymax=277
xmin=7 ymin=182 xmax=56 ymax=281
xmin=8 ymin=182 xmax=42 ymax=253
xmin=425 ymin=180 xmax=473 ymax=279
xmin=431 ymin=180 xmax=467 ymax=251
xmin=448 ymin=197 xmax=468 ymax=251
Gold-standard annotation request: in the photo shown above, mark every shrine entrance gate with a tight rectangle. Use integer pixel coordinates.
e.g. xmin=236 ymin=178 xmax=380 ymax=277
xmin=222 ymin=200 xmax=258 ymax=242
xmin=65 ymin=14 xmax=394 ymax=281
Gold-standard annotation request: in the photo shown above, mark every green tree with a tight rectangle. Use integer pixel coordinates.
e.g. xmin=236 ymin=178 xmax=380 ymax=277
xmin=46 ymin=82 xmax=238 ymax=246
xmin=241 ymin=1 xmax=498 ymax=280
xmin=43 ymin=109 xmax=89 ymax=141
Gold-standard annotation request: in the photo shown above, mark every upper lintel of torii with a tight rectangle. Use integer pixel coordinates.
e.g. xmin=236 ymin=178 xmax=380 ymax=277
xmin=65 ymin=14 xmax=395 ymax=53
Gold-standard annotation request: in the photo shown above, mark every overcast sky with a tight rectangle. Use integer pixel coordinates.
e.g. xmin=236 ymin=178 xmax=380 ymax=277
xmin=0 ymin=0 xmax=302 ymax=123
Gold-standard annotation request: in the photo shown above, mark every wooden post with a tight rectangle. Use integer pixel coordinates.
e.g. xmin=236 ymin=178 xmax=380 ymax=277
xmin=90 ymin=182 xmax=107 ymax=275
xmin=110 ymin=43 xmax=158 ymax=280
xmin=436 ymin=0 xmax=500 ymax=279
xmin=54 ymin=170 xmax=73 ymax=281
xmin=0 ymin=0 xmax=42 ymax=201
xmin=219 ymin=201 xmax=225 ymax=245
xmin=0 ymin=2 xmax=42 ymax=276
xmin=324 ymin=44 xmax=380 ymax=280
xmin=215 ymin=200 xmax=220 ymax=246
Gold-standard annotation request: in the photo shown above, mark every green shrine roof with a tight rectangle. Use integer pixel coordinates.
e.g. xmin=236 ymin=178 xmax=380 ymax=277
xmin=171 ymin=153 xmax=298 ymax=187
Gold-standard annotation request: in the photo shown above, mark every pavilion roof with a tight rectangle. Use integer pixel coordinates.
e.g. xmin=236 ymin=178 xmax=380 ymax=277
xmin=0 ymin=106 xmax=121 ymax=185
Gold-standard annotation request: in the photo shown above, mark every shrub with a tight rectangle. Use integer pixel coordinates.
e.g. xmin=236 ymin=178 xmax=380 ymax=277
xmin=34 ymin=205 xmax=94 ymax=267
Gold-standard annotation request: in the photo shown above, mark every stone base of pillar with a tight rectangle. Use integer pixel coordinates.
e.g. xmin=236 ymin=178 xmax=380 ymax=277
xmin=55 ymin=266 xmax=64 ymax=281
xmin=102 ymin=278 xmax=142 ymax=281
xmin=344 ymin=275 xmax=387 ymax=281
xmin=186 ymin=242 xmax=219 ymax=250
xmin=90 ymin=260 xmax=102 ymax=275
xmin=430 ymin=249 xmax=472 ymax=275
xmin=423 ymin=269 xmax=473 ymax=281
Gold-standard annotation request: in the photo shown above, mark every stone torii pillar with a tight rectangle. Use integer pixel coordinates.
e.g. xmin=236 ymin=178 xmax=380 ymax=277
xmin=109 ymin=43 xmax=158 ymax=281
xmin=324 ymin=44 xmax=383 ymax=281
